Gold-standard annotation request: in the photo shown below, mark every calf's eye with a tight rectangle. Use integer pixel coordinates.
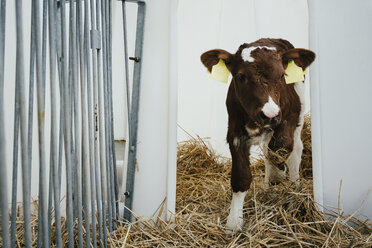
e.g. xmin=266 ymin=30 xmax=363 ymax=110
xmin=237 ymin=74 xmax=245 ymax=82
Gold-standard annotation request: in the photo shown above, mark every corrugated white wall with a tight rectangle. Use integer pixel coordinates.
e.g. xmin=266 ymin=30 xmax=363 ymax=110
xmin=177 ymin=0 xmax=310 ymax=157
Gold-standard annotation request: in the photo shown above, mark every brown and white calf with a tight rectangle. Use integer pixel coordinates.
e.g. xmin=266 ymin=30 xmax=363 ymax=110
xmin=200 ymin=38 xmax=315 ymax=232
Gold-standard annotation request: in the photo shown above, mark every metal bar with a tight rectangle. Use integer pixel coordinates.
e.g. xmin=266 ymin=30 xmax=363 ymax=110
xmin=32 ymin=0 xmax=48 ymax=246
xmin=77 ymin=0 xmax=92 ymax=245
xmin=60 ymin=0 xmax=75 ymax=246
xmin=100 ymin=0 xmax=113 ymax=232
xmin=90 ymin=0 xmax=103 ymax=246
xmin=69 ymin=0 xmax=84 ymax=246
xmin=15 ymin=0 xmax=32 ymax=246
xmin=35 ymin=0 xmax=48 ymax=245
xmin=48 ymin=0 xmax=62 ymax=246
xmin=56 ymin=0 xmax=64 ymax=197
xmin=121 ymin=0 xmax=131 ymax=144
xmin=107 ymin=0 xmax=118 ymax=226
xmin=10 ymin=52 xmax=21 ymax=248
xmin=11 ymin=0 xmax=31 ymax=244
xmin=96 ymin=0 xmax=108 ymax=244
xmin=124 ymin=1 xmax=146 ymax=221
xmin=26 ymin=0 xmax=36 ymax=229
xmin=40 ymin=0 xmax=48 ymax=245
xmin=0 ymin=0 xmax=9 ymax=246
xmin=84 ymin=0 xmax=98 ymax=246
xmin=104 ymin=0 xmax=116 ymax=228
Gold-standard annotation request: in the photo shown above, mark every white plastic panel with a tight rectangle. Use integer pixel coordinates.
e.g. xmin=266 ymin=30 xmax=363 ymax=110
xmin=309 ymin=0 xmax=372 ymax=219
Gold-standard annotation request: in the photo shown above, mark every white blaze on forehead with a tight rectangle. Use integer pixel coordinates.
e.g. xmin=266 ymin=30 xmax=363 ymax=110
xmin=241 ymin=46 xmax=276 ymax=62
xmin=262 ymin=96 xmax=280 ymax=118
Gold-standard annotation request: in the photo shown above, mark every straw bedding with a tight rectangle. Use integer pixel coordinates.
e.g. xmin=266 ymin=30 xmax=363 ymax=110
xmin=4 ymin=116 xmax=372 ymax=247
xmin=109 ymin=116 xmax=372 ymax=247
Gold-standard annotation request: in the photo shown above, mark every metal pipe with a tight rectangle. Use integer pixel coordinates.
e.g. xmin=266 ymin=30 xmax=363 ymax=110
xmin=107 ymin=0 xmax=118 ymax=225
xmin=15 ymin=0 xmax=32 ymax=246
xmin=100 ymin=0 xmax=113 ymax=232
xmin=96 ymin=0 xmax=108 ymax=244
xmin=11 ymin=0 xmax=30 ymax=244
xmin=124 ymin=1 xmax=146 ymax=222
xmin=83 ymin=0 xmax=98 ymax=245
xmin=90 ymin=0 xmax=103 ymax=245
xmin=0 ymin=0 xmax=9 ymax=246
xmin=69 ymin=0 xmax=84 ymax=246
xmin=48 ymin=0 xmax=62 ymax=246
xmin=35 ymin=0 xmax=48 ymax=245
xmin=60 ymin=0 xmax=75 ymax=246
xmin=77 ymin=0 xmax=91 ymax=246
xmin=56 ymin=0 xmax=64 ymax=198
xmin=121 ymin=0 xmax=131 ymax=145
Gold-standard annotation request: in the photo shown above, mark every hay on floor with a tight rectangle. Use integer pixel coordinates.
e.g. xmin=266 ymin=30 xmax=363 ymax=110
xmin=109 ymin=117 xmax=372 ymax=247
xmin=5 ymin=116 xmax=372 ymax=247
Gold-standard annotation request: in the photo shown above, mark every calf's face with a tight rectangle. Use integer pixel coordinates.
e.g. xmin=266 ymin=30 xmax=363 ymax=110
xmin=201 ymin=45 xmax=315 ymax=128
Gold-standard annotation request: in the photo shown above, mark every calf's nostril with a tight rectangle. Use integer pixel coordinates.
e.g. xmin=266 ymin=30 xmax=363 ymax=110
xmin=260 ymin=111 xmax=269 ymax=121
xmin=272 ymin=114 xmax=280 ymax=123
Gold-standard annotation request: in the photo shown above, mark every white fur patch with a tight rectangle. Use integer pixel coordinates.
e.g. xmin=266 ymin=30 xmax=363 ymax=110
xmin=241 ymin=46 xmax=276 ymax=62
xmin=262 ymin=96 xmax=280 ymax=118
xmin=226 ymin=191 xmax=247 ymax=232
xmin=286 ymin=81 xmax=306 ymax=182
xmin=245 ymin=125 xmax=260 ymax=136
xmin=233 ymin=137 xmax=240 ymax=148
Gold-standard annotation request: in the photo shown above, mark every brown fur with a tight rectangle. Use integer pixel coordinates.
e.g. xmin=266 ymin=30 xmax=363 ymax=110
xmin=201 ymin=38 xmax=315 ymax=193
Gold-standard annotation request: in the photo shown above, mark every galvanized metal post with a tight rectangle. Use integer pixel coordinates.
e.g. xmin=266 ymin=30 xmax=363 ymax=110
xmin=0 ymin=0 xmax=9 ymax=247
xmin=69 ymin=0 xmax=84 ymax=246
xmin=121 ymin=0 xmax=131 ymax=140
xmin=90 ymin=0 xmax=104 ymax=245
xmin=124 ymin=0 xmax=146 ymax=221
xmin=48 ymin=0 xmax=62 ymax=246
xmin=77 ymin=0 xmax=91 ymax=246
xmin=60 ymin=0 xmax=75 ymax=246
xmin=15 ymin=0 xmax=32 ymax=246
xmin=96 ymin=0 xmax=108 ymax=245
xmin=107 ymin=0 xmax=119 ymax=225
xmin=100 ymin=0 xmax=113 ymax=233
xmin=32 ymin=0 xmax=49 ymax=245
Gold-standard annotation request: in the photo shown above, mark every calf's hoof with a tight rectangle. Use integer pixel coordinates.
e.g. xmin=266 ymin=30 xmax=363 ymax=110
xmin=225 ymin=213 xmax=243 ymax=234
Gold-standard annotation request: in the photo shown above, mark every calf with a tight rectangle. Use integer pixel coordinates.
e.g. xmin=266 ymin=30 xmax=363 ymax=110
xmin=200 ymin=38 xmax=315 ymax=232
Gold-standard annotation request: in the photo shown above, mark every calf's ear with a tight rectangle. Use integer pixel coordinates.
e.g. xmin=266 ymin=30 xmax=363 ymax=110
xmin=200 ymin=49 xmax=232 ymax=72
xmin=282 ymin=48 xmax=315 ymax=69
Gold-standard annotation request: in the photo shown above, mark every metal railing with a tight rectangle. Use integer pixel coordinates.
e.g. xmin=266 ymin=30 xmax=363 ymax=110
xmin=0 ymin=0 xmax=146 ymax=247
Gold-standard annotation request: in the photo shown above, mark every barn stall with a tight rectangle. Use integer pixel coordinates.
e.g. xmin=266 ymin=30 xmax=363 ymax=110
xmin=0 ymin=0 xmax=371 ymax=247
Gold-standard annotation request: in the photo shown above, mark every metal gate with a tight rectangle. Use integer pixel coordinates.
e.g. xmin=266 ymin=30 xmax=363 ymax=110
xmin=0 ymin=0 xmax=145 ymax=247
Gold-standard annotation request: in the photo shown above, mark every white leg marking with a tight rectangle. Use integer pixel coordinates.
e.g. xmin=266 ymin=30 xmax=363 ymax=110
xmin=287 ymin=81 xmax=306 ymax=183
xmin=262 ymin=96 xmax=280 ymax=118
xmin=226 ymin=191 xmax=247 ymax=233
xmin=287 ymin=125 xmax=303 ymax=183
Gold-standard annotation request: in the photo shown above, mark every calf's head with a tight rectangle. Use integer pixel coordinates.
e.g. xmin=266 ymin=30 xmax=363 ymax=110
xmin=201 ymin=44 xmax=315 ymax=128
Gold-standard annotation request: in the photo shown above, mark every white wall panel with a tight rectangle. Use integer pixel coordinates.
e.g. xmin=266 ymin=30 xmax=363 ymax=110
xmin=309 ymin=0 xmax=372 ymax=220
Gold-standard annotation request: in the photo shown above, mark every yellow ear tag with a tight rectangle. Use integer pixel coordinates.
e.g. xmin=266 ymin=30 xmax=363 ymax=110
xmin=284 ymin=59 xmax=306 ymax=84
xmin=210 ymin=59 xmax=230 ymax=83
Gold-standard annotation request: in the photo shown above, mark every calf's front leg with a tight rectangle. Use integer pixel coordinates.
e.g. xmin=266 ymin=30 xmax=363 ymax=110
xmin=225 ymin=139 xmax=252 ymax=233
